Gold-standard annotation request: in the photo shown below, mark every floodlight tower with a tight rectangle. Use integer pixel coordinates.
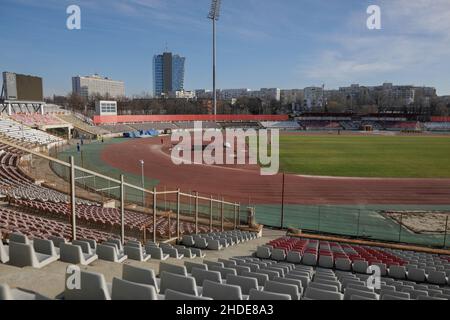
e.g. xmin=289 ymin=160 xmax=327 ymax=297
xmin=208 ymin=0 xmax=222 ymax=117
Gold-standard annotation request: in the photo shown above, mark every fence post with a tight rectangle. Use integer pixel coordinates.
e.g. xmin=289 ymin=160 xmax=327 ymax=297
xmin=153 ymin=188 xmax=157 ymax=243
xmin=177 ymin=189 xmax=180 ymax=240
xmin=210 ymin=196 xmax=213 ymax=232
xmin=238 ymin=203 xmax=241 ymax=228
xmin=443 ymin=215 xmax=449 ymax=248
xmin=281 ymin=173 xmax=285 ymax=229
xmin=356 ymin=209 xmax=361 ymax=237
xmin=234 ymin=203 xmax=237 ymax=230
xmin=120 ymin=175 xmax=125 ymax=245
xmin=70 ymin=156 xmax=77 ymax=241
xmin=221 ymin=197 xmax=224 ymax=232
xmin=398 ymin=213 xmax=403 ymax=243
xmin=317 ymin=206 xmax=321 ymax=232
xmin=195 ymin=192 xmax=199 ymax=234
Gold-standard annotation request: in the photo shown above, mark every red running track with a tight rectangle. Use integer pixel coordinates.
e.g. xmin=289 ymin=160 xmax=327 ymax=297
xmin=101 ymin=138 xmax=450 ymax=205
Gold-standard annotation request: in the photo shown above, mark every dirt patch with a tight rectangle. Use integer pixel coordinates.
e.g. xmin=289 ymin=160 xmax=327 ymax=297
xmin=384 ymin=211 xmax=450 ymax=234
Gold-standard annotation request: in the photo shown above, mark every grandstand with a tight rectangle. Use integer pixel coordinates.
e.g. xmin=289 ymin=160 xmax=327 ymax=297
xmin=0 ymin=118 xmax=64 ymax=147
xmin=56 ymin=114 xmax=111 ymax=138
xmin=259 ymin=121 xmax=300 ymax=130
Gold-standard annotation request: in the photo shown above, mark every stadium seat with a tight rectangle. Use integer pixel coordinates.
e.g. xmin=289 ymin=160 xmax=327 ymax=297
xmin=111 ymin=278 xmax=158 ymax=300
xmin=271 ymin=248 xmax=286 ymax=261
xmin=165 ymin=289 xmax=212 ymax=301
xmin=60 ymin=243 xmax=98 ymax=265
xmin=63 ymin=269 xmax=111 ymax=300
xmin=192 ymin=268 xmax=222 ymax=286
xmin=96 ymin=244 xmax=127 ymax=263
xmin=159 ymin=272 xmax=198 ymax=296
xmin=184 ymin=261 xmax=208 ymax=273
xmin=159 ymin=262 xmax=187 ymax=276
xmin=0 ymin=284 xmax=50 ymax=300
xmin=202 ymin=280 xmax=243 ymax=300
xmin=249 ymin=288 xmax=291 ymax=300
xmin=407 ymin=267 xmax=427 ymax=283
xmin=145 ymin=246 xmax=169 ymax=261
xmin=226 ymin=274 xmax=260 ymax=295
xmin=389 ymin=265 xmax=407 ymax=279
xmin=264 ymin=280 xmax=300 ymax=300
xmin=33 ymin=238 xmax=60 ymax=259
xmin=256 ymin=246 xmax=271 ymax=259
xmin=122 ymin=265 xmax=159 ymax=291
xmin=286 ymin=251 xmax=302 ymax=264
xmin=427 ymin=271 xmax=447 ymax=285
xmin=304 ymin=287 xmax=344 ymax=300
xmin=209 ymin=265 xmax=238 ymax=279
xmin=242 ymin=271 xmax=270 ymax=286
xmin=124 ymin=243 xmax=151 ymax=262
xmin=9 ymin=242 xmax=57 ymax=268
xmin=9 ymin=232 xmax=30 ymax=244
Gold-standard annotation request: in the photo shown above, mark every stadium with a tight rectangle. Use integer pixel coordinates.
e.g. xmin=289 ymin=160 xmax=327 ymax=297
xmin=0 ymin=102 xmax=450 ymax=301
xmin=1 ymin=0 xmax=450 ymax=305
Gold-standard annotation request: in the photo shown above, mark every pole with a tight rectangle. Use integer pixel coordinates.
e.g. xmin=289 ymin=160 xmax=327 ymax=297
xmin=153 ymin=188 xmax=157 ymax=243
xmin=70 ymin=156 xmax=77 ymax=241
xmin=176 ymin=189 xmax=180 ymax=240
xmin=120 ymin=175 xmax=125 ymax=245
xmin=221 ymin=197 xmax=224 ymax=232
xmin=443 ymin=216 xmax=449 ymax=248
xmin=213 ymin=18 xmax=217 ymax=117
xmin=195 ymin=192 xmax=199 ymax=234
xmin=234 ymin=203 xmax=237 ymax=229
xmin=398 ymin=213 xmax=403 ymax=243
xmin=237 ymin=203 xmax=241 ymax=228
xmin=210 ymin=195 xmax=213 ymax=232
xmin=280 ymin=173 xmax=285 ymax=229
xmin=141 ymin=162 xmax=145 ymax=208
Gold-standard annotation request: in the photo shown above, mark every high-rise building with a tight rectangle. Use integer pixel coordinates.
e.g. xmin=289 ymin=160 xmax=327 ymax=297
xmin=153 ymin=52 xmax=185 ymax=97
xmin=72 ymin=74 xmax=125 ymax=99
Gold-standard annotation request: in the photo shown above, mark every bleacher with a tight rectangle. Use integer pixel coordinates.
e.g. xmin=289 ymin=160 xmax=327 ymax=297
xmin=0 ymin=118 xmax=64 ymax=146
xmin=57 ymin=114 xmax=111 ymax=136
xmin=299 ymin=121 xmax=342 ymax=130
xmin=259 ymin=121 xmax=300 ymax=130
xmin=174 ymin=122 xmax=221 ymax=130
xmin=10 ymin=113 xmax=68 ymax=128
xmin=129 ymin=122 xmax=178 ymax=132
xmin=424 ymin=122 xmax=450 ymax=132
xmin=99 ymin=124 xmax=135 ymax=134
xmin=219 ymin=122 xmax=262 ymax=129
xmin=2 ymin=233 xmax=448 ymax=300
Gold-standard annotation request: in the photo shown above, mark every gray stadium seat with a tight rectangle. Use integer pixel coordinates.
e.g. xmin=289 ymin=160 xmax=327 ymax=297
xmin=286 ymin=251 xmax=302 ymax=264
xmin=335 ymin=258 xmax=352 ymax=271
xmin=165 ymin=289 xmax=212 ymax=301
xmin=264 ymin=280 xmax=300 ymax=300
xmin=302 ymin=252 xmax=318 ymax=266
xmin=96 ymin=244 xmax=127 ymax=263
xmin=209 ymin=265 xmax=238 ymax=279
xmin=64 ymin=269 xmax=111 ymax=300
xmin=111 ymin=278 xmax=158 ymax=300
xmin=271 ymin=248 xmax=286 ymax=261
xmin=352 ymin=260 xmax=369 ymax=274
xmin=159 ymin=262 xmax=187 ymax=276
xmin=388 ymin=265 xmax=407 ymax=279
xmin=249 ymin=288 xmax=291 ymax=300
xmin=427 ymin=271 xmax=447 ymax=285
xmin=241 ymin=271 xmax=269 ymax=286
xmin=344 ymin=287 xmax=379 ymax=300
xmin=202 ymin=280 xmax=243 ymax=300
xmin=226 ymin=274 xmax=260 ymax=295
xmin=185 ymin=261 xmax=208 ymax=273
xmin=256 ymin=246 xmax=271 ymax=259
xmin=318 ymin=255 xmax=334 ymax=268
xmin=159 ymin=272 xmax=198 ymax=296
xmin=9 ymin=242 xmax=57 ymax=268
xmin=145 ymin=246 xmax=169 ymax=261
xmin=407 ymin=267 xmax=426 ymax=283
xmin=60 ymin=243 xmax=98 ymax=265
xmin=33 ymin=239 xmax=60 ymax=259
xmin=192 ymin=268 xmax=222 ymax=286
xmin=273 ymin=277 xmax=303 ymax=293
xmin=304 ymin=287 xmax=344 ymax=300
xmin=122 ymin=264 xmax=159 ymax=291
xmin=124 ymin=243 xmax=151 ymax=262
xmin=0 ymin=284 xmax=50 ymax=300
xmin=9 ymin=233 xmax=29 ymax=244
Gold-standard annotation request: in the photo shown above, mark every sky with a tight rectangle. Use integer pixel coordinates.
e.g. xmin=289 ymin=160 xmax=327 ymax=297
xmin=0 ymin=0 xmax=449 ymax=97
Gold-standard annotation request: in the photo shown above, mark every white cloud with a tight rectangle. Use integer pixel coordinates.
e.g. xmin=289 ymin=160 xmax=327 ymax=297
xmin=300 ymin=1 xmax=450 ymax=92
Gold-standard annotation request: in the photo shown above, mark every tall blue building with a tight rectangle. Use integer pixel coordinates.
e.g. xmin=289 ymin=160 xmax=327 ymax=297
xmin=153 ymin=52 xmax=185 ymax=97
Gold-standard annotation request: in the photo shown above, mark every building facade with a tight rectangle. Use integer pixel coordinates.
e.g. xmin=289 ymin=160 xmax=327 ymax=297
xmin=72 ymin=74 xmax=125 ymax=99
xmin=153 ymin=52 xmax=185 ymax=97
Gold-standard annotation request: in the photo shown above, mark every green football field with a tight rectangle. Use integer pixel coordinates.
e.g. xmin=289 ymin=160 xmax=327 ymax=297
xmin=278 ymin=135 xmax=450 ymax=178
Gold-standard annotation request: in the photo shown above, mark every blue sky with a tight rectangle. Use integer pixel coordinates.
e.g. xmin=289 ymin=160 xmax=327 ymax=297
xmin=1 ymin=0 xmax=449 ymax=97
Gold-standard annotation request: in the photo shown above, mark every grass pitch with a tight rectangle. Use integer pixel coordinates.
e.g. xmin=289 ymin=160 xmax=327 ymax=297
xmin=279 ymin=135 xmax=450 ymax=178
